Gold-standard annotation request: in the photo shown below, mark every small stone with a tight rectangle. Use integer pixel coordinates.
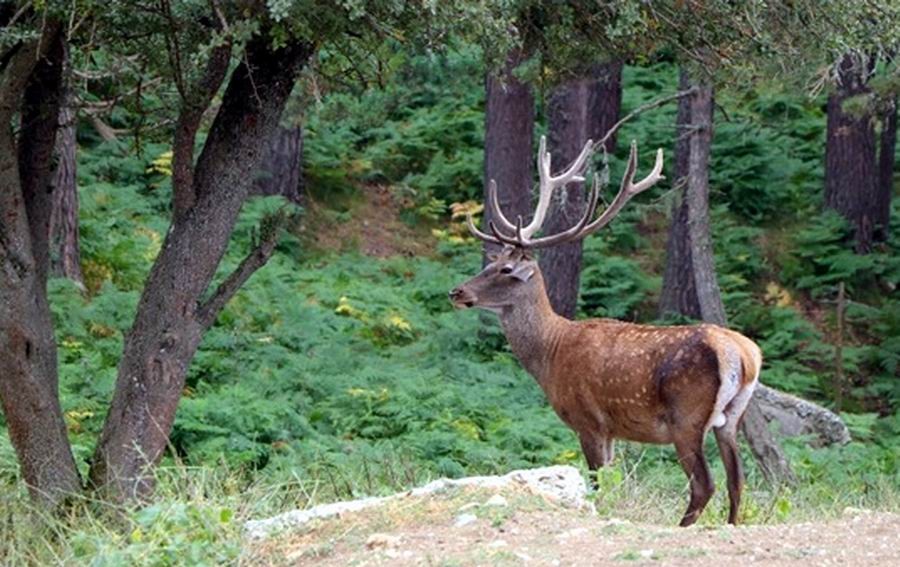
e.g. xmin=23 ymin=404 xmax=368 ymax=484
xmin=458 ymin=502 xmax=480 ymax=512
xmin=485 ymin=494 xmax=508 ymax=507
xmin=454 ymin=513 xmax=477 ymax=527
xmin=639 ymin=549 xmax=655 ymax=559
xmin=366 ymin=533 xmax=400 ymax=550
xmin=488 ymin=539 xmax=508 ymax=548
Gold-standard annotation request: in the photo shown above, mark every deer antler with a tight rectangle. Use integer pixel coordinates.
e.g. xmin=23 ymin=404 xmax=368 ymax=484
xmin=468 ymin=138 xmax=665 ymax=249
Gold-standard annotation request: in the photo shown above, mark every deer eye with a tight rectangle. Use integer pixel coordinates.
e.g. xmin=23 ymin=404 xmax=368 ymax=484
xmin=500 ymin=265 xmax=514 ymax=275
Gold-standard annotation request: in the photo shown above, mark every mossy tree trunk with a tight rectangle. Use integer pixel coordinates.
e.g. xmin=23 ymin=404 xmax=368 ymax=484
xmin=825 ymin=54 xmax=880 ymax=254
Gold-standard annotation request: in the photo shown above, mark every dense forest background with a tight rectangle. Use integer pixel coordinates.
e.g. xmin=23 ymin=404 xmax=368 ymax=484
xmin=1 ymin=2 xmax=898 ymax=564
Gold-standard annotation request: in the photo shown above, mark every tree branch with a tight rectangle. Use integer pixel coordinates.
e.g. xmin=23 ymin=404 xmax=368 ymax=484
xmin=171 ymin=38 xmax=232 ymax=218
xmin=592 ymin=87 xmax=699 ymax=153
xmin=196 ymin=212 xmax=287 ymax=330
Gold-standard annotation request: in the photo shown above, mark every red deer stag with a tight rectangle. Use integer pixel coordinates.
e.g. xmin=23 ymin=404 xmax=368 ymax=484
xmin=449 ymin=136 xmax=760 ymax=527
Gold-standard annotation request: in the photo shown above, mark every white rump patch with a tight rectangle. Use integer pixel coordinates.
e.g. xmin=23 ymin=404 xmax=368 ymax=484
xmin=707 ymin=345 xmax=742 ymax=432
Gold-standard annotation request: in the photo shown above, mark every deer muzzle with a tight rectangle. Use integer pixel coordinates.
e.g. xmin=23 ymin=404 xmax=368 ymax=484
xmin=448 ymin=287 xmax=476 ymax=309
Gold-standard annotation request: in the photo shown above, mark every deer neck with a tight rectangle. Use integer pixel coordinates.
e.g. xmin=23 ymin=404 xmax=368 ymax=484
xmin=498 ymin=281 xmax=567 ymax=387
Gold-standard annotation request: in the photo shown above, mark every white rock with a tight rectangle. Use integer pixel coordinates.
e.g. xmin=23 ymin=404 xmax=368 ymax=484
xmin=454 ymin=513 xmax=478 ymax=527
xmin=485 ymin=494 xmax=508 ymax=507
xmin=244 ymin=465 xmax=587 ymax=540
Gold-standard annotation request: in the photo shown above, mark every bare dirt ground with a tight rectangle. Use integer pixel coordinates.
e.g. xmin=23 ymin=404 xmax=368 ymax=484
xmin=300 ymin=185 xmax=434 ymax=258
xmin=245 ymin=485 xmax=900 ymax=566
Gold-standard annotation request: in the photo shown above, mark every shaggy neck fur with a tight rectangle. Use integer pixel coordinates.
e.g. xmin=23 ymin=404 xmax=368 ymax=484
xmin=498 ymin=271 xmax=567 ymax=386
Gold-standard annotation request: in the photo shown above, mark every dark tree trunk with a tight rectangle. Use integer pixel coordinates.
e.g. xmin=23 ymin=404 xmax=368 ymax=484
xmin=0 ymin=24 xmax=82 ymax=506
xmin=825 ymin=54 xmax=879 ymax=254
xmin=88 ymin=37 xmax=312 ymax=501
xmin=682 ymin=83 xmax=728 ymax=325
xmin=540 ymin=77 xmax=591 ymax=319
xmin=659 ymin=71 xmax=702 ymax=320
xmin=251 ymin=126 xmax=303 ymax=203
xmin=482 ymin=48 xmax=535 ymax=260
xmin=49 ymin=49 xmax=84 ymax=283
xmin=876 ymin=96 xmax=896 ymax=242
xmin=541 ymin=62 xmax=623 ymax=319
xmin=588 ymin=61 xmax=623 ymax=152
xmin=659 ymin=72 xmax=796 ymax=484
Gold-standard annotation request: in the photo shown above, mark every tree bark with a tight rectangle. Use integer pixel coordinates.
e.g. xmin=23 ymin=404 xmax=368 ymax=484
xmin=541 ymin=62 xmax=623 ymax=319
xmin=250 ymin=125 xmax=303 ymax=203
xmin=540 ymin=76 xmax=591 ymax=319
xmin=682 ymin=83 xmax=728 ymax=325
xmin=825 ymin=53 xmax=879 ymax=254
xmin=49 ymin=48 xmax=84 ymax=283
xmin=88 ymin=36 xmax=312 ymax=501
xmin=659 ymin=72 xmax=796 ymax=484
xmin=659 ymin=71 xmax=702 ymax=320
xmin=588 ymin=62 xmax=623 ymax=153
xmin=482 ymin=48 xmax=535 ymax=261
xmin=876 ymin=96 xmax=896 ymax=242
xmin=0 ymin=24 xmax=82 ymax=506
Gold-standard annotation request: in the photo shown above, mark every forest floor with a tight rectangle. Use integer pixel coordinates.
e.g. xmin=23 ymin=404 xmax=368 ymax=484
xmin=299 ymin=184 xmax=435 ymax=257
xmin=245 ymin=483 xmax=900 ymax=566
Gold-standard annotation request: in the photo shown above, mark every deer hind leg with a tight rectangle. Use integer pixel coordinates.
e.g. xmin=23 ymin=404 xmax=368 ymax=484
xmin=674 ymin=435 xmax=715 ymax=527
xmin=714 ymin=423 xmax=743 ymax=524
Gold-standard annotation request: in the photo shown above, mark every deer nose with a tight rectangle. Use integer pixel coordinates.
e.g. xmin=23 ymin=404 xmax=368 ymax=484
xmin=448 ymin=288 xmax=463 ymax=300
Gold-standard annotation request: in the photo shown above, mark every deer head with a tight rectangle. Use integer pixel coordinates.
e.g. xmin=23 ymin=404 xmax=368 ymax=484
xmin=450 ymin=135 xmax=665 ymax=313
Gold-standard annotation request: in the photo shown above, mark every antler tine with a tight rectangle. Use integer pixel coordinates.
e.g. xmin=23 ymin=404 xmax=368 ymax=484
xmin=521 ymin=136 xmax=593 ymax=239
xmin=489 ymin=219 xmax=520 ymax=247
xmin=579 ymin=142 xmax=664 ymax=235
xmin=487 ymin=179 xmax=517 ymax=233
xmin=516 ymin=172 xmax=602 ymax=249
xmin=466 ymin=211 xmax=502 ymax=245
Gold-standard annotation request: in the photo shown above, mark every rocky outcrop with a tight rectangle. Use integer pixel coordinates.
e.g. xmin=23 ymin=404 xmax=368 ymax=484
xmin=244 ymin=465 xmax=587 ymax=540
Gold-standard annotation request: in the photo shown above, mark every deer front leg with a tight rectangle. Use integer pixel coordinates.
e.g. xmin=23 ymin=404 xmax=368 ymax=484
xmin=579 ymin=433 xmax=614 ymax=490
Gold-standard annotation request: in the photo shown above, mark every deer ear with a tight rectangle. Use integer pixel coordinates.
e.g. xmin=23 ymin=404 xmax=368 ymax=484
xmin=510 ymin=263 xmax=535 ymax=282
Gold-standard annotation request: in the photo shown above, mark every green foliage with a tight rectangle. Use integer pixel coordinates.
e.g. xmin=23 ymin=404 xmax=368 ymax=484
xmin=304 ymin=45 xmax=485 ymax=212
xmin=579 ymin=238 xmax=659 ymax=320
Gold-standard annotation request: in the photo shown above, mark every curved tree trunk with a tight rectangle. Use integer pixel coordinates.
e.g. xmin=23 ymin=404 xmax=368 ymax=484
xmin=825 ymin=54 xmax=879 ymax=254
xmin=541 ymin=62 xmax=623 ymax=319
xmin=88 ymin=37 xmax=313 ymax=501
xmin=482 ymin=48 xmax=535 ymax=261
xmin=251 ymin=125 xmax=303 ymax=203
xmin=0 ymin=23 xmax=82 ymax=507
xmin=49 ymin=50 xmax=84 ymax=284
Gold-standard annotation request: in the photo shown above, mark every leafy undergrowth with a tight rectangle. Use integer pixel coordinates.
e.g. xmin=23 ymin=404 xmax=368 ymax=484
xmin=0 ymin=51 xmax=899 ymax=565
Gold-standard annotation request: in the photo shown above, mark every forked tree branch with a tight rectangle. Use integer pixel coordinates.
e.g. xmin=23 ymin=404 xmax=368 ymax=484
xmin=196 ymin=212 xmax=288 ymax=330
xmin=171 ymin=40 xmax=232 ymax=217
